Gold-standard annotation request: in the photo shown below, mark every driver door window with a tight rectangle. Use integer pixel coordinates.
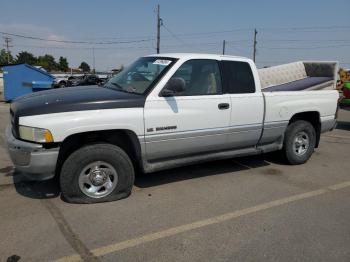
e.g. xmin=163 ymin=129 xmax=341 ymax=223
xmin=169 ymin=59 xmax=222 ymax=96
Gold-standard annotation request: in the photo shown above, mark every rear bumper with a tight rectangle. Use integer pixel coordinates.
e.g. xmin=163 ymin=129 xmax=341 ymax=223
xmin=5 ymin=126 xmax=59 ymax=180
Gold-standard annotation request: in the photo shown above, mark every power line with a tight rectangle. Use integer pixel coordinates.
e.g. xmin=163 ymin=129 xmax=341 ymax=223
xmin=0 ymin=31 xmax=154 ymax=45
xmin=261 ymin=44 xmax=350 ymax=50
xmin=258 ymin=39 xmax=350 ymax=42
xmin=10 ymin=40 xmax=350 ymax=52
xmin=160 ymin=21 xmax=219 ymax=52
xmin=12 ymin=42 xmax=219 ymax=50
xmin=12 ymin=43 xmax=155 ymax=50
xmin=159 ymin=25 xmax=350 ymax=38
xmin=1 ymin=24 xmax=349 ymax=45
xmin=154 ymin=25 xmax=350 ymax=39
xmin=257 ymin=25 xmax=350 ymax=31
xmin=161 ymin=23 xmax=194 ymax=49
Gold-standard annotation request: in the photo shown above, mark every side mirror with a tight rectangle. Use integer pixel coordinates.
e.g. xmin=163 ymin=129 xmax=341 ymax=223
xmin=160 ymin=77 xmax=185 ymax=97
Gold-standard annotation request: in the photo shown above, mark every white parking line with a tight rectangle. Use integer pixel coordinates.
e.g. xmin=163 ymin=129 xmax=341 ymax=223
xmin=323 ymin=134 xmax=350 ymax=139
xmin=53 ymin=180 xmax=350 ymax=262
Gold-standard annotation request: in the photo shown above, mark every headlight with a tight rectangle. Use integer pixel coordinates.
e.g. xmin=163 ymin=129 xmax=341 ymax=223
xmin=19 ymin=126 xmax=54 ymax=143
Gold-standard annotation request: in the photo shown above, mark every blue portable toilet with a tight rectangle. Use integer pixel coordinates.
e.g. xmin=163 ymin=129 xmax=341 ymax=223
xmin=2 ymin=63 xmax=54 ymax=101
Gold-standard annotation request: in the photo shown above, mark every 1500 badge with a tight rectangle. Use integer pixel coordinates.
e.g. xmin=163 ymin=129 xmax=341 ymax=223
xmin=147 ymin=126 xmax=177 ymax=132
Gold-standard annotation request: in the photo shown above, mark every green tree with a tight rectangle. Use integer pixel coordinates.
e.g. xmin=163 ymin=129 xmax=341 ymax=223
xmin=15 ymin=51 xmax=37 ymax=65
xmin=37 ymin=54 xmax=58 ymax=72
xmin=79 ymin=61 xmax=90 ymax=72
xmin=0 ymin=49 xmax=14 ymax=65
xmin=58 ymin=56 xmax=69 ymax=72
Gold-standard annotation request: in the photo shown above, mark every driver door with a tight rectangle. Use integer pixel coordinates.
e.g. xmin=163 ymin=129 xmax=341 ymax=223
xmin=144 ymin=59 xmax=231 ymax=161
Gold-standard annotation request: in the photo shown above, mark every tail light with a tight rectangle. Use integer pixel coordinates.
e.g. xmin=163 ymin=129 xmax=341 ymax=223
xmin=343 ymin=87 xmax=350 ymax=99
xmin=335 ymin=95 xmax=341 ymax=120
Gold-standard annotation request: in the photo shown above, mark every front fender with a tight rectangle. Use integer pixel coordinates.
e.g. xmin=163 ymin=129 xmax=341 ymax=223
xmin=19 ymin=108 xmax=144 ymax=142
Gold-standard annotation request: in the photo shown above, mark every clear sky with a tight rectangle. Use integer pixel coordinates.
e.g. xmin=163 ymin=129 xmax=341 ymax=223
xmin=1 ymin=0 xmax=349 ymax=71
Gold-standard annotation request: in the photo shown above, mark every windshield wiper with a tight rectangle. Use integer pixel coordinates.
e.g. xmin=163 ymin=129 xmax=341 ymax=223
xmin=105 ymin=82 xmax=137 ymax=94
xmin=110 ymin=82 xmax=123 ymax=89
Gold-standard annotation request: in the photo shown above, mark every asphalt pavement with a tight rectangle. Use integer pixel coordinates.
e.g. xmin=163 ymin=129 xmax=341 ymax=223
xmin=0 ymin=102 xmax=349 ymax=262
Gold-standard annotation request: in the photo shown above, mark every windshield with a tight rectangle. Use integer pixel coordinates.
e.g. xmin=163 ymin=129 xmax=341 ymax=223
xmin=104 ymin=57 xmax=176 ymax=94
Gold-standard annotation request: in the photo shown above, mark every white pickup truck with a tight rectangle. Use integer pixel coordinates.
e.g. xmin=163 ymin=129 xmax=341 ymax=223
xmin=6 ymin=53 xmax=339 ymax=203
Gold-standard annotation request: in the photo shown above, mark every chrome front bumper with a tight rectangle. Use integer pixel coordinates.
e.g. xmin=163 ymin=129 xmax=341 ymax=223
xmin=5 ymin=126 xmax=59 ymax=180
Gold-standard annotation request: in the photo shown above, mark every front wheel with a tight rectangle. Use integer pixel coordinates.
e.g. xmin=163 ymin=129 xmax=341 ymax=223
xmin=283 ymin=120 xmax=316 ymax=165
xmin=59 ymin=81 xmax=67 ymax=88
xmin=60 ymin=143 xmax=135 ymax=203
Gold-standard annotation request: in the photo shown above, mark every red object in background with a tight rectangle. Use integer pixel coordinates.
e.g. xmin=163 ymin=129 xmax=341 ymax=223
xmin=343 ymin=87 xmax=350 ymax=98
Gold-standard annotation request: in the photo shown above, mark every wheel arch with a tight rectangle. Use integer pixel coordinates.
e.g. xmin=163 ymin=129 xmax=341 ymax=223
xmin=288 ymin=111 xmax=321 ymax=148
xmin=55 ymin=129 xmax=143 ymax=177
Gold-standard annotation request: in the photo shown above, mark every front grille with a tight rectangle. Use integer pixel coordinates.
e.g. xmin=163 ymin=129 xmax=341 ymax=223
xmin=10 ymin=108 xmax=19 ymax=138
xmin=10 ymin=108 xmax=14 ymax=126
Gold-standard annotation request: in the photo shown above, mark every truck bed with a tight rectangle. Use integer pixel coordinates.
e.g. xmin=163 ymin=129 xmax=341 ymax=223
xmin=259 ymin=61 xmax=338 ymax=92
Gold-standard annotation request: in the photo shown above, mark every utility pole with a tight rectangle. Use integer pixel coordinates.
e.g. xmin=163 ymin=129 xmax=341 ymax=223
xmin=222 ymin=40 xmax=226 ymax=55
xmin=3 ymin=36 xmax=13 ymax=64
xmin=253 ymin=29 xmax=257 ymax=62
xmin=92 ymin=47 xmax=95 ymax=73
xmin=156 ymin=4 xmax=160 ymax=54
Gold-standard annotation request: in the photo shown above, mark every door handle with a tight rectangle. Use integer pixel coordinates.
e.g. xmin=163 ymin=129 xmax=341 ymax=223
xmin=218 ymin=103 xmax=230 ymax=110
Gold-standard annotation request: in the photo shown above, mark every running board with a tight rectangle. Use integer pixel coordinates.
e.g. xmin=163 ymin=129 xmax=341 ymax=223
xmin=142 ymin=147 xmax=261 ymax=173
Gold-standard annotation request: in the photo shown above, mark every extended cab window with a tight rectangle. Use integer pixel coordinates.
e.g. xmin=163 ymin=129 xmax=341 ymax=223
xmin=168 ymin=59 xmax=222 ymax=96
xmin=222 ymin=61 xmax=255 ymax=94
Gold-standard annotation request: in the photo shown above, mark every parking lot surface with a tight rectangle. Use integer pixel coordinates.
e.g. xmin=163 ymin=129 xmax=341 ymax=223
xmin=0 ymin=102 xmax=349 ymax=262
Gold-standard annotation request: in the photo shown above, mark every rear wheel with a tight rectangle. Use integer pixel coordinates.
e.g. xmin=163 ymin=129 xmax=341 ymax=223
xmin=60 ymin=143 xmax=134 ymax=203
xmin=283 ymin=120 xmax=316 ymax=165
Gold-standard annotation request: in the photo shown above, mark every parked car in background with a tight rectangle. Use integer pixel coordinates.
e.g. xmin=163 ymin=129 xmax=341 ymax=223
xmin=97 ymin=74 xmax=111 ymax=86
xmin=70 ymin=74 xmax=103 ymax=86
xmin=53 ymin=75 xmax=71 ymax=88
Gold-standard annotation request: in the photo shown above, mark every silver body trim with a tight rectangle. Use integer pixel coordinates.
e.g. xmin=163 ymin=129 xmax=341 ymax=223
xmin=259 ymin=120 xmax=289 ymax=145
xmin=321 ymin=118 xmax=337 ymax=133
xmin=143 ymin=147 xmax=260 ymax=173
xmin=144 ymin=123 xmax=264 ymax=161
xmin=142 ymin=120 xmax=288 ymax=171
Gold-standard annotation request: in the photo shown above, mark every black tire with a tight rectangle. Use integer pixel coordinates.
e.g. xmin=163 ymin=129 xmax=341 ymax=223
xmin=59 ymin=81 xmax=67 ymax=88
xmin=60 ymin=143 xmax=134 ymax=204
xmin=283 ymin=120 xmax=316 ymax=165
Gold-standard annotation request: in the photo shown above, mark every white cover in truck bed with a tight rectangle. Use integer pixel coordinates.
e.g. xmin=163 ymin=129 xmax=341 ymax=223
xmin=258 ymin=62 xmax=307 ymax=89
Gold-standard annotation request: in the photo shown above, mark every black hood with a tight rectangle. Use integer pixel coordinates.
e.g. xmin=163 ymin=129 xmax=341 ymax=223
xmin=11 ymin=85 xmax=146 ymax=117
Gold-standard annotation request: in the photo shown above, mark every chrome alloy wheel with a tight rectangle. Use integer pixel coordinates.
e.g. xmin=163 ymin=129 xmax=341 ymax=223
xmin=78 ymin=161 xmax=118 ymax=198
xmin=292 ymin=131 xmax=310 ymax=156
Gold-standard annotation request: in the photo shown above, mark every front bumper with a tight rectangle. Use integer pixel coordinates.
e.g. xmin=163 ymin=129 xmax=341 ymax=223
xmin=5 ymin=126 xmax=59 ymax=180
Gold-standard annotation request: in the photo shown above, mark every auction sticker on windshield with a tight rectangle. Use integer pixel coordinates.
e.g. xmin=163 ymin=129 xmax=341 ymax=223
xmin=153 ymin=59 xmax=172 ymax=66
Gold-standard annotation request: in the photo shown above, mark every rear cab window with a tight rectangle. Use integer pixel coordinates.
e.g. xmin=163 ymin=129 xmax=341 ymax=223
xmin=221 ymin=61 xmax=255 ymax=94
